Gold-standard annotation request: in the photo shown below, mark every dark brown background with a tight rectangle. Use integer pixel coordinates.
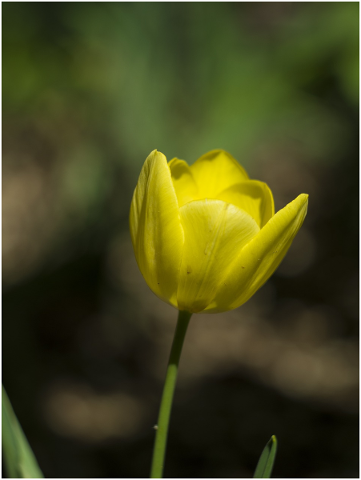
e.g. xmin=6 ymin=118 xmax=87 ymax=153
xmin=3 ymin=3 xmax=358 ymax=478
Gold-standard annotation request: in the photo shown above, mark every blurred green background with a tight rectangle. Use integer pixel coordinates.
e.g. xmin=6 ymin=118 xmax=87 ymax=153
xmin=2 ymin=2 xmax=358 ymax=478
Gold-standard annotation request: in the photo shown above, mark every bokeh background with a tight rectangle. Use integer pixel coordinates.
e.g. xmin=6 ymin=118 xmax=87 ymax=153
xmin=2 ymin=2 xmax=359 ymax=478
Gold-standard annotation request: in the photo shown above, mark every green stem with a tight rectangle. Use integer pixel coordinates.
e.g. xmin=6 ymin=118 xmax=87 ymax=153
xmin=150 ymin=310 xmax=192 ymax=478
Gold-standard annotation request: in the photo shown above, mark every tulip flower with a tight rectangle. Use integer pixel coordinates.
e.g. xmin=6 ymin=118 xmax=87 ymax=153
xmin=130 ymin=149 xmax=308 ymax=478
xmin=130 ymin=149 xmax=308 ymax=314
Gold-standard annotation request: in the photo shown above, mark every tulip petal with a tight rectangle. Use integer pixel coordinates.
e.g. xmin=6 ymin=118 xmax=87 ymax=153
xmin=176 ymin=199 xmax=260 ymax=313
xmin=217 ymin=180 xmax=275 ymax=228
xmin=190 ymin=150 xmax=249 ymax=199
xmin=205 ymin=194 xmax=309 ymax=313
xmin=129 ymin=150 xmax=184 ymax=307
xmin=168 ymin=158 xmax=199 ymax=207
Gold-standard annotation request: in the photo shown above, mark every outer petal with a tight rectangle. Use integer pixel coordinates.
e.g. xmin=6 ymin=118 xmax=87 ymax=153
xmin=190 ymin=150 xmax=249 ymax=199
xmin=204 ymin=194 xmax=309 ymax=313
xmin=129 ymin=150 xmax=184 ymax=307
xmin=217 ymin=180 xmax=275 ymax=228
xmin=168 ymin=158 xmax=199 ymax=207
xmin=176 ymin=199 xmax=260 ymax=313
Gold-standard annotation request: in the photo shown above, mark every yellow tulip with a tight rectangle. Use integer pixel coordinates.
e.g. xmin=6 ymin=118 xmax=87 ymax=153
xmin=130 ymin=149 xmax=308 ymax=314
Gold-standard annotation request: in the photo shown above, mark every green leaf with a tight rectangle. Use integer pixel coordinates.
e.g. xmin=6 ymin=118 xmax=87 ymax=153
xmin=2 ymin=385 xmax=44 ymax=478
xmin=253 ymin=435 xmax=278 ymax=478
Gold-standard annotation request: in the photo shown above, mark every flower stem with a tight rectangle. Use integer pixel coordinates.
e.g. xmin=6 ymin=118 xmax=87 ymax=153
xmin=150 ymin=310 xmax=192 ymax=478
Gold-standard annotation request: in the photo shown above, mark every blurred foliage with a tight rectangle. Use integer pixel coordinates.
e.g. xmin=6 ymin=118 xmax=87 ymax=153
xmin=253 ymin=435 xmax=277 ymax=478
xmin=2 ymin=386 xmax=43 ymax=478
xmin=2 ymin=2 xmax=359 ymax=478
xmin=3 ymin=2 xmax=358 ymax=166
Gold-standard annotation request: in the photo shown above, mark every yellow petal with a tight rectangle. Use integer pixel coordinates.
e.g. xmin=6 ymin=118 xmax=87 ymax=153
xmin=190 ymin=150 xmax=249 ymax=199
xmin=217 ymin=180 xmax=275 ymax=228
xmin=168 ymin=158 xmax=199 ymax=207
xmin=176 ymin=199 xmax=260 ymax=313
xmin=205 ymin=194 xmax=309 ymax=313
xmin=129 ymin=150 xmax=184 ymax=307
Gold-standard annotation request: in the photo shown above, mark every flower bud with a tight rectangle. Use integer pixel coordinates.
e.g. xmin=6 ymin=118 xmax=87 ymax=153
xmin=130 ymin=149 xmax=308 ymax=313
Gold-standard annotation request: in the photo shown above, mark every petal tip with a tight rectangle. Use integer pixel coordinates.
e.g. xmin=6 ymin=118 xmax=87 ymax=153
xmin=292 ymin=193 xmax=309 ymax=211
xmin=147 ymin=149 xmax=168 ymax=165
xmin=299 ymin=193 xmax=309 ymax=201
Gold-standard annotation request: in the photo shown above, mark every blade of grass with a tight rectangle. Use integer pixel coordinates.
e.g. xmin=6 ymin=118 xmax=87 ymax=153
xmin=2 ymin=385 xmax=44 ymax=478
xmin=253 ymin=435 xmax=277 ymax=478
